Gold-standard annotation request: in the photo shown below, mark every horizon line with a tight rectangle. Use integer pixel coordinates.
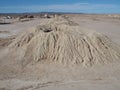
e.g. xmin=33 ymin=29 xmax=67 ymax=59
xmin=0 ymin=11 xmax=120 ymax=14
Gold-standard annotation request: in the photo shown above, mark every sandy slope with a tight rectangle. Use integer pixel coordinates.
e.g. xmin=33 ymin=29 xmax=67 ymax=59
xmin=0 ymin=18 xmax=49 ymax=38
xmin=71 ymin=14 xmax=120 ymax=45
xmin=0 ymin=15 xmax=120 ymax=90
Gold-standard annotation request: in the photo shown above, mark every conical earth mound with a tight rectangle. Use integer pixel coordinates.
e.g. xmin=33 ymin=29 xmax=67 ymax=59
xmin=9 ymin=16 xmax=120 ymax=66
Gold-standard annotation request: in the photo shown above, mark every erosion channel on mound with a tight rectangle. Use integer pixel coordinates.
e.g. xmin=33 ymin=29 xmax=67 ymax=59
xmin=9 ymin=16 xmax=120 ymax=67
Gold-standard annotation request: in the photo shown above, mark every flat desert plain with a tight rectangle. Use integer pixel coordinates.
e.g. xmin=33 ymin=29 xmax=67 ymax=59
xmin=0 ymin=14 xmax=120 ymax=90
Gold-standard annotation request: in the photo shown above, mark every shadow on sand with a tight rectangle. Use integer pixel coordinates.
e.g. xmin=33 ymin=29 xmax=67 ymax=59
xmin=0 ymin=22 xmax=11 ymax=25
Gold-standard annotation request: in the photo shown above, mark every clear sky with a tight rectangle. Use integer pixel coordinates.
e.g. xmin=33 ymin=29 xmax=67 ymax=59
xmin=0 ymin=0 xmax=120 ymax=13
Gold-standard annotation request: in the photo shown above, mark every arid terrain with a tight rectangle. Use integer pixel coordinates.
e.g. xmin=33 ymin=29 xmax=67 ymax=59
xmin=0 ymin=14 xmax=120 ymax=90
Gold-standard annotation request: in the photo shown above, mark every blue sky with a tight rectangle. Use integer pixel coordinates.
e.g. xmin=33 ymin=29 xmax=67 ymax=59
xmin=0 ymin=0 xmax=120 ymax=13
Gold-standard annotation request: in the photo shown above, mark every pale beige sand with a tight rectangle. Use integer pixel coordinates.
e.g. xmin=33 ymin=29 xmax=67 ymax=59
xmin=0 ymin=14 xmax=120 ymax=90
xmin=8 ymin=16 xmax=120 ymax=67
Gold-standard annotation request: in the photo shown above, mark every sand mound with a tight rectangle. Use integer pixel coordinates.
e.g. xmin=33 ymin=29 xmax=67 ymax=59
xmin=9 ymin=16 xmax=120 ymax=67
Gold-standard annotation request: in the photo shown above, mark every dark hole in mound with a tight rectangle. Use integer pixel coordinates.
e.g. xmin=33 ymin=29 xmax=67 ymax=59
xmin=43 ymin=29 xmax=52 ymax=33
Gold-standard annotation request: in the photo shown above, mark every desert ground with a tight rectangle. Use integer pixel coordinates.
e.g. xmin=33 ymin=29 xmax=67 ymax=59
xmin=0 ymin=14 xmax=120 ymax=90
